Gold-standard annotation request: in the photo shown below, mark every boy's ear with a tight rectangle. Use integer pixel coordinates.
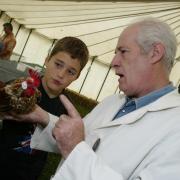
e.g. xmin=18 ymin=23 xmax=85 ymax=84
xmin=150 ymin=43 xmax=165 ymax=64
xmin=44 ymin=56 xmax=50 ymax=67
xmin=76 ymin=72 xmax=80 ymax=79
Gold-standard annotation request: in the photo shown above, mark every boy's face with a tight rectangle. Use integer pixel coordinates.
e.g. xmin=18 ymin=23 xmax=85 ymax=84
xmin=42 ymin=51 xmax=81 ymax=97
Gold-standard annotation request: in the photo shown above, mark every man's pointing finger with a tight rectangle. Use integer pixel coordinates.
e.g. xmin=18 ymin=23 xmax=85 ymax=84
xmin=59 ymin=94 xmax=80 ymax=118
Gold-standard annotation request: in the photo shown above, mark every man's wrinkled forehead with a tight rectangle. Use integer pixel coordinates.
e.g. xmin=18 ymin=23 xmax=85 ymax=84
xmin=117 ymin=25 xmax=139 ymax=45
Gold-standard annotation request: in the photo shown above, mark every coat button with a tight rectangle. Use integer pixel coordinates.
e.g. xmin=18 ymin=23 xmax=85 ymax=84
xmin=92 ymin=138 xmax=101 ymax=152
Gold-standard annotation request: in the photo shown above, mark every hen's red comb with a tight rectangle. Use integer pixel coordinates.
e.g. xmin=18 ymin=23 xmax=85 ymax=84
xmin=28 ymin=68 xmax=40 ymax=87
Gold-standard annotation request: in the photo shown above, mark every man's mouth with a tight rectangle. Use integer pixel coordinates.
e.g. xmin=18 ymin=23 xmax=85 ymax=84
xmin=116 ymin=73 xmax=124 ymax=78
xmin=119 ymin=74 xmax=124 ymax=78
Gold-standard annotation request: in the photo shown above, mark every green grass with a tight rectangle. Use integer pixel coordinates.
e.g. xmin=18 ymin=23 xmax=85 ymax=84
xmin=38 ymin=153 xmax=61 ymax=180
xmin=38 ymin=94 xmax=97 ymax=179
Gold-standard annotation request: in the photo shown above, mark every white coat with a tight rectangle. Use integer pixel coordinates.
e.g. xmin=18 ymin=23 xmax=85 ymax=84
xmin=31 ymin=89 xmax=180 ymax=180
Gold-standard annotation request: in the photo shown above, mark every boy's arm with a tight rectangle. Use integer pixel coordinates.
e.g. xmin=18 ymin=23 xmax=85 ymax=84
xmin=2 ymin=104 xmax=60 ymax=153
xmin=31 ymin=113 xmax=60 ymax=153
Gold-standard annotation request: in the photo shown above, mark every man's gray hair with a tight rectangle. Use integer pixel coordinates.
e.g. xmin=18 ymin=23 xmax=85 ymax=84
xmin=134 ymin=17 xmax=177 ymax=73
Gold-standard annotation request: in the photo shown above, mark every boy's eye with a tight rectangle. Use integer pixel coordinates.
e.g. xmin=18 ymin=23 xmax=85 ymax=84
xmin=68 ymin=69 xmax=76 ymax=76
xmin=55 ymin=62 xmax=63 ymax=68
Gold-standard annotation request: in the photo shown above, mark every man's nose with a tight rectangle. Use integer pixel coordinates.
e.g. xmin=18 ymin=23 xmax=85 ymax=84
xmin=111 ymin=54 xmax=120 ymax=67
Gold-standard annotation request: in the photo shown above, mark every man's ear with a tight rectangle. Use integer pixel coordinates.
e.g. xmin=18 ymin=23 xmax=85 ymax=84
xmin=150 ymin=43 xmax=165 ymax=64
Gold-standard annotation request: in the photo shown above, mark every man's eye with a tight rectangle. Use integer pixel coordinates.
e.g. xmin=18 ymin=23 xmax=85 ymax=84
xmin=120 ymin=49 xmax=128 ymax=54
xmin=116 ymin=47 xmax=129 ymax=55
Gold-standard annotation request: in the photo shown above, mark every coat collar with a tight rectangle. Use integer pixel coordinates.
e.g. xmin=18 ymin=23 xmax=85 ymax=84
xmin=96 ymin=89 xmax=180 ymax=129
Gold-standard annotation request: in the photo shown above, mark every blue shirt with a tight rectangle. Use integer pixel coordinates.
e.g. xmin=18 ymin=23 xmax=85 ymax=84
xmin=113 ymin=84 xmax=175 ymax=120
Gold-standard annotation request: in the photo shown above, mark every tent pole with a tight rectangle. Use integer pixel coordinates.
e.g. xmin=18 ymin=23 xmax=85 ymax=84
xmin=18 ymin=29 xmax=32 ymax=63
xmin=42 ymin=39 xmax=56 ymax=68
xmin=15 ymin=24 xmax=22 ymax=37
xmin=96 ymin=66 xmax=111 ymax=101
xmin=79 ymin=55 xmax=97 ymax=94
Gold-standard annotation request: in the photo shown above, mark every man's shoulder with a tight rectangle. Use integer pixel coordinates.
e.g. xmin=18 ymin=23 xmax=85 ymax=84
xmin=148 ymin=89 xmax=180 ymax=110
xmin=6 ymin=34 xmax=16 ymax=42
xmin=12 ymin=34 xmax=16 ymax=42
xmin=10 ymin=34 xmax=16 ymax=43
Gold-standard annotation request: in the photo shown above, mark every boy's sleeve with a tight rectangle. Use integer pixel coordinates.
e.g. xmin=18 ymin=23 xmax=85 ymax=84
xmin=31 ymin=113 xmax=60 ymax=153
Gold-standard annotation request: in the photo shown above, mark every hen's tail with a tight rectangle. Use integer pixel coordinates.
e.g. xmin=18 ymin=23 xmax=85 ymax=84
xmin=0 ymin=82 xmax=12 ymax=113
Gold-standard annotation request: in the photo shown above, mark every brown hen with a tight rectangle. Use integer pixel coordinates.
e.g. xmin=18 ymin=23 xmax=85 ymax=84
xmin=0 ymin=69 xmax=41 ymax=114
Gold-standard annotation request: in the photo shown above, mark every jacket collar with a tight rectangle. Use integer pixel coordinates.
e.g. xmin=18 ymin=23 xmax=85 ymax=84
xmin=97 ymin=89 xmax=180 ymax=129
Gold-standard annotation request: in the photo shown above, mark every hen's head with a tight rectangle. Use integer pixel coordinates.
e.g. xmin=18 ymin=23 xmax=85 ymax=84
xmin=4 ymin=68 xmax=41 ymax=98
xmin=21 ymin=69 xmax=41 ymax=97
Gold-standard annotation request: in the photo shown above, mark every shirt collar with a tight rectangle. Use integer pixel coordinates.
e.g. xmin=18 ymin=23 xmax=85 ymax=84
xmin=126 ymin=84 xmax=175 ymax=109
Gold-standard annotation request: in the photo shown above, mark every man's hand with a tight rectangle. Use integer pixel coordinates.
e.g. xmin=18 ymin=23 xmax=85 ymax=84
xmin=52 ymin=95 xmax=84 ymax=159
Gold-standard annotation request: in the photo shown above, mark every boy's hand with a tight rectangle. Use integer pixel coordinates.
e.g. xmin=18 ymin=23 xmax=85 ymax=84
xmin=3 ymin=105 xmax=49 ymax=127
xmin=52 ymin=95 xmax=84 ymax=158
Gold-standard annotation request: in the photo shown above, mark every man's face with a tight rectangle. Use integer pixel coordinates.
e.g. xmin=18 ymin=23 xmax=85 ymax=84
xmin=111 ymin=26 xmax=152 ymax=98
xmin=42 ymin=51 xmax=81 ymax=96
xmin=3 ymin=26 xmax=10 ymax=34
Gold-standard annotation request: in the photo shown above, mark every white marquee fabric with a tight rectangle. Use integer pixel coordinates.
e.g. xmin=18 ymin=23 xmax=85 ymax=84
xmin=0 ymin=0 xmax=180 ymax=101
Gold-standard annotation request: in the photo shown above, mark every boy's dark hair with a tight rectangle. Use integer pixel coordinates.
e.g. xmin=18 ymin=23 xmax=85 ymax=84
xmin=3 ymin=23 xmax=13 ymax=31
xmin=49 ymin=37 xmax=89 ymax=70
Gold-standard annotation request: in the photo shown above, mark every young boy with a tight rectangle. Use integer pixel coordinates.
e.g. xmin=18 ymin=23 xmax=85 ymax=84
xmin=0 ymin=37 xmax=89 ymax=180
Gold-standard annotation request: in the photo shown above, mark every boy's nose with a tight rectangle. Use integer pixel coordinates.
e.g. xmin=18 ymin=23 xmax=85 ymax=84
xmin=58 ymin=69 xmax=66 ymax=78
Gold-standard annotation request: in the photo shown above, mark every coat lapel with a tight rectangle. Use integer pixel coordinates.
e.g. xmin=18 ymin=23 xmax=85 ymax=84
xmin=96 ymin=89 xmax=180 ymax=129
xmin=98 ymin=107 xmax=148 ymax=128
